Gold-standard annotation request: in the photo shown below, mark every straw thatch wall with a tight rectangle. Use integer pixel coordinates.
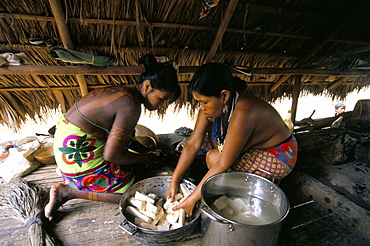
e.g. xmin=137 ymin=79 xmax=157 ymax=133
xmin=1 ymin=0 xmax=370 ymax=129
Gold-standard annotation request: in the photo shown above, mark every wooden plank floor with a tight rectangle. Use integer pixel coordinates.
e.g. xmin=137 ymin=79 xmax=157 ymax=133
xmin=1 ymin=159 xmax=369 ymax=245
xmin=0 ymin=163 xmax=201 ymax=246
xmin=1 ymin=165 xmax=129 ymax=246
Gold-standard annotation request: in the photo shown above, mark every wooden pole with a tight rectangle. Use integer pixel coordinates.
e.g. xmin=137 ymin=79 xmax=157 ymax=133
xmin=327 ymin=77 xmax=346 ymax=90
xmin=270 ymin=3 xmax=369 ymax=92
xmin=205 ymin=0 xmax=239 ymax=63
xmin=2 ymin=12 xmax=370 ymax=46
xmin=0 ymin=81 xmax=360 ymax=92
xmin=48 ymin=0 xmax=88 ymax=96
xmin=135 ymin=0 xmax=144 ymax=49
xmin=1 ymin=65 xmax=370 ymax=76
xmin=291 ymin=75 xmax=302 ymax=123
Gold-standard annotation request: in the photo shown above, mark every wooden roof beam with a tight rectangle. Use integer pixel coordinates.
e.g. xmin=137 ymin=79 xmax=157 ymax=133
xmin=205 ymin=0 xmax=239 ymax=63
xmin=2 ymin=12 xmax=370 ymax=46
xmin=0 ymin=81 xmax=362 ymax=92
xmin=327 ymin=77 xmax=347 ymax=90
xmin=269 ymin=3 xmax=369 ymax=92
xmin=49 ymin=0 xmax=88 ymax=96
xmin=1 ymin=65 xmax=370 ymax=77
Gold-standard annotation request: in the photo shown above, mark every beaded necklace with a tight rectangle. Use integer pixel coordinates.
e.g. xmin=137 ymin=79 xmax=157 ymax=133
xmin=213 ymin=92 xmax=239 ymax=152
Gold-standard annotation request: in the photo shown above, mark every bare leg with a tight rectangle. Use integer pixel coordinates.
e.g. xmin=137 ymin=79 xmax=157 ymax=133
xmin=206 ymin=149 xmax=220 ymax=169
xmin=44 ymin=183 xmax=122 ymax=221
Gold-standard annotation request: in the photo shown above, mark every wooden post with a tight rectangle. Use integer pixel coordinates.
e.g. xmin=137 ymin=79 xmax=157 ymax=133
xmin=48 ymin=0 xmax=89 ymax=96
xmin=291 ymin=75 xmax=301 ymax=124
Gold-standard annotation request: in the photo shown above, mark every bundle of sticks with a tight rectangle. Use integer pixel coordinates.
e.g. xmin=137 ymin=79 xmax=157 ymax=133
xmin=0 ymin=179 xmax=58 ymax=246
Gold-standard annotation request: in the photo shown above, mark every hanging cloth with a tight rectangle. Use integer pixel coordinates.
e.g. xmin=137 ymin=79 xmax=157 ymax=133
xmin=49 ymin=47 xmax=116 ymax=67
xmin=200 ymin=0 xmax=220 ymax=18
xmin=0 ymin=52 xmax=29 ymax=66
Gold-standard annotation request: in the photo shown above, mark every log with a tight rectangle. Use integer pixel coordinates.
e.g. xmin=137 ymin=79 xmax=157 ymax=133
xmin=352 ymin=100 xmax=370 ymax=128
xmin=294 ymin=111 xmax=353 ymax=132
xmin=295 ymin=128 xmax=360 ymax=164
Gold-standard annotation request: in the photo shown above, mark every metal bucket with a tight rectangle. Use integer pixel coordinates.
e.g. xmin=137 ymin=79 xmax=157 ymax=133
xmin=200 ymin=172 xmax=289 ymax=246
xmin=119 ymin=176 xmax=201 ymax=245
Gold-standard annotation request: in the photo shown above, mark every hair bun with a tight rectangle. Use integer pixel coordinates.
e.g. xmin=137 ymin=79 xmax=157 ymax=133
xmin=139 ymin=54 xmax=161 ymax=73
xmin=232 ymin=76 xmax=247 ymax=92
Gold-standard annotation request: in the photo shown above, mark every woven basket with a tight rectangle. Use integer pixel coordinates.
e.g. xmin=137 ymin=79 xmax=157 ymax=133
xmin=34 ymin=146 xmax=56 ymax=164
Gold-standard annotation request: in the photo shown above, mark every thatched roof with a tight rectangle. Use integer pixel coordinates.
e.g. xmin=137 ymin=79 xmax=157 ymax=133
xmin=1 ymin=0 xmax=370 ymax=129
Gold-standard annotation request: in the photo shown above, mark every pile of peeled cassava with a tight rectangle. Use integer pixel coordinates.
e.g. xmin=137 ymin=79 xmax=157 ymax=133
xmin=125 ymin=183 xmax=191 ymax=231
xmin=212 ymin=195 xmax=280 ymax=225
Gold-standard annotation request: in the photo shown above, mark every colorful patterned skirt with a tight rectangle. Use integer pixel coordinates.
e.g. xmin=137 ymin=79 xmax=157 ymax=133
xmin=231 ymin=135 xmax=298 ymax=180
xmin=53 ymin=115 xmax=134 ymax=193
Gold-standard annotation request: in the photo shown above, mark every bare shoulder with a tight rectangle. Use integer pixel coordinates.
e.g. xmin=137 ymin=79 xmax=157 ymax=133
xmin=81 ymin=86 xmax=139 ymax=110
xmin=85 ymin=86 xmax=137 ymax=101
xmin=70 ymin=85 xmax=141 ymax=126
xmin=233 ymin=93 xmax=291 ymax=148
xmin=235 ymin=93 xmax=271 ymax=115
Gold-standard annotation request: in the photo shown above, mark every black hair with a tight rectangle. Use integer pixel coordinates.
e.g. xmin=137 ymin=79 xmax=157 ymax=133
xmin=189 ymin=63 xmax=246 ymax=98
xmin=139 ymin=54 xmax=180 ymax=103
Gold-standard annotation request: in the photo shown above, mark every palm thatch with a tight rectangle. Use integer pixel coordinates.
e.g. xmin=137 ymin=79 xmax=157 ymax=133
xmin=1 ymin=0 xmax=370 ymax=129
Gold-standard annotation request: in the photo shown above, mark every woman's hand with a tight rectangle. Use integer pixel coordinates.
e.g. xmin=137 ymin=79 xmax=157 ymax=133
xmin=166 ymin=180 xmax=179 ymax=202
xmin=172 ymin=194 xmax=198 ymax=217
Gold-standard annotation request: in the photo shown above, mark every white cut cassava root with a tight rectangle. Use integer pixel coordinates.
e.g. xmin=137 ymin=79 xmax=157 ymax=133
xmin=126 ymin=184 xmax=192 ymax=231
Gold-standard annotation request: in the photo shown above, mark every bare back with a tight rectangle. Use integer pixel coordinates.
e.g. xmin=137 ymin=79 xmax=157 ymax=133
xmin=65 ymin=85 xmax=141 ymax=141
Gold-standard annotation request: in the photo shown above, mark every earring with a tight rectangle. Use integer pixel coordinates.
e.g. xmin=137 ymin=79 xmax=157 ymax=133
xmin=223 ymin=102 xmax=229 ymax=114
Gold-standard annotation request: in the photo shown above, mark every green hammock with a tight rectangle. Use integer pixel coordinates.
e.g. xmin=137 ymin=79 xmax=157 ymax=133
xmin=50 ymin=47 xmax=116 ymax=67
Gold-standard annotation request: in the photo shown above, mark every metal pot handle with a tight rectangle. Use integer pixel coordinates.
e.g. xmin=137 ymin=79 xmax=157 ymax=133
xmin=201 ymin=205 xmax=231 ymax=225
xmin=119 ymin=220 xmax=139 ymax=236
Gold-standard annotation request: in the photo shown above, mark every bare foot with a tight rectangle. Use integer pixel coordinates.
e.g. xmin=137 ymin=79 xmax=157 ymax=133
xmin=44 ymin=183 xmax=74 ymax=221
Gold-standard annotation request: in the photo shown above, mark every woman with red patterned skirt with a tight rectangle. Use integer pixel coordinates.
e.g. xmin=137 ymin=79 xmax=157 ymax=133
xmin=167 ymin=63 xmax=298 ymax=217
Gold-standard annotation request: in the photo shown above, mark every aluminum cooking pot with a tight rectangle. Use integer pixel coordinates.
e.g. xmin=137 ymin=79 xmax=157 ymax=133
xmin=119 ymin=176 xmax=201 ymax=245
xmin=200 ymin=172 xmax=289 ymax=246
